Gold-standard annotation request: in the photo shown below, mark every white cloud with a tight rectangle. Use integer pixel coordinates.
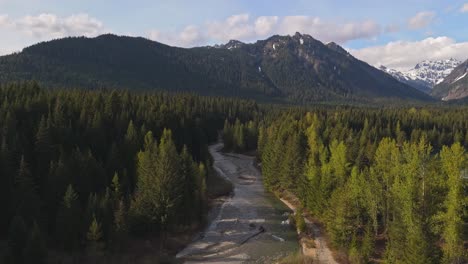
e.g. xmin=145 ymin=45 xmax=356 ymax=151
xmin=149 ymin=25 xmax=206 ymax=47
xmin=254 ymin=16 xmax=279 ymax=36
xmin=407 ymin=11 xmax=435 ymax=30
xmin=461 ymin=3 xmax=468 ymax=12
xmin=206 ymin=13 xmax=256 ymax=42
xmin=0 ymin=14 xmax=9 ymax=26
xmin=148 ymin=14 xmax=383 ymax=47
xmin=277 ymin=16 xmax=381 ymax=43
xmin=14 ymin=13 xmax=104 ymax=39
xmin=349 ymin=37 xmax=468 ymax=71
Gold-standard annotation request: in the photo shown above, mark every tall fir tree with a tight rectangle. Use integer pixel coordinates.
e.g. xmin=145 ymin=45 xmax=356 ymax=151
xmin=55 ymin=184 xmax=81 ymax=251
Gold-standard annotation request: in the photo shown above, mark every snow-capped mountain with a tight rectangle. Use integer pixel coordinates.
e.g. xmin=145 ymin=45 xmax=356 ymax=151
xmin=432 ymin=59 xmax=468 ymax=101
xmin=379 ymin=58 xmax=461 ymax=93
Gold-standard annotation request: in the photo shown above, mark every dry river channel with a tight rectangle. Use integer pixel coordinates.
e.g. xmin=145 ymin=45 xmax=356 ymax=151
xmin=176 ymin=142 xmax=299 ymax=263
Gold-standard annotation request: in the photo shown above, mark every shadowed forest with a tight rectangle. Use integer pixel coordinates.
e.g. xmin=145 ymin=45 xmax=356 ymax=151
xmin=0 ymin=82 xmax=466 ymax=263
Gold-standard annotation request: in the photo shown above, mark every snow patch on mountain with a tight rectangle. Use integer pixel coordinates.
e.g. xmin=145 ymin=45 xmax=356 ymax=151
xmin=452 ymin=71 xmax=467 ymax=84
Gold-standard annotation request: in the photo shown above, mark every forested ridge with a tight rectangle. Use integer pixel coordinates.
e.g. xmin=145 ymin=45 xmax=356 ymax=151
xmin=0 ymin=33 xmax=432 ymax=103
xmin=0 ymin=82 xmax=261 ymax=263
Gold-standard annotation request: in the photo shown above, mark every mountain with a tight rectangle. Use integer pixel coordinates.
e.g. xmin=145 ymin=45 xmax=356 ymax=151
xmin=379 ymin=59 xmax=461 ymax=93
xmin=432 ymin=59 xmax=468 ymax=100
xmin=0 ymin=33 xmax=432 ymax=103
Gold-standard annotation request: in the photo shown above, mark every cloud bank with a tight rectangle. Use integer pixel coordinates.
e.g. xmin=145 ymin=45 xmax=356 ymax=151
xmin=350 ymin=37 xmax=468 ymax=70
xmin=407 ymin=11 xmax=435 ymax=30
xmin=147 ymin=13 xmax=383 ymax=47
xmin=0 ymin=13 xmax=105 ymax=40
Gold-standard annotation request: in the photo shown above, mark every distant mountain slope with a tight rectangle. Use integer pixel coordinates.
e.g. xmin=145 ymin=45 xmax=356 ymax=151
xmin=379 ymin=59 xmax=461 ymax=93
xmin=0 ymin=33 xmax=432 ymax=103
xmin=432 ymin=59 xmax=468 ymax=100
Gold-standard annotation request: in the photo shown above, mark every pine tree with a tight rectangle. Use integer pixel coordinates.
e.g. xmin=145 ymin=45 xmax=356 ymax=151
xmin=130 ymin=131 xmax=159 ymax=232
xmin=87 ymin=215 xmax=103 ymax=242
xmin=111 ymin=199 xmax=127 ymax=250
xmin=14 ymin=156 xmax=41 ymax=226
xmin=180 ymin=146 xmax=197 ymax=224
xmin=86 ymin=215 xmax=103 ymax=256
xmin=156 ymin=129 xmax=182 ymax=233
xmin=111 ymin=172 xmax=121 ymax=202
xmin=439 ymin=143 xmax=465 ymax=264
xmin=328 ymin=140 xmax=349 ymax=188
xmin=34 ymin=116 xmax=53 ymax=190
xmin=197 ymin=163 xmax=207 ymax=222
xmin=124 ymin=120 xmax=139 ymax=191
xmin=222 ymin=119 xmax=233 ymax=150
xmin=114 ymin=200 xmax=127 ymax=234
xmin=55 ymin=184 xmax=81 ymax=251
xmin=373 ymin=138 xmax=400 ymax=233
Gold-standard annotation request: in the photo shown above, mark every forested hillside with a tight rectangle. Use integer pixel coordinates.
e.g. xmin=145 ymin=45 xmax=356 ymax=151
xmin=224 ymin=106 xmax=468 ymax=263
xmin=0 ymin=34 xmax=432 ymax=103
xmin=0 ymin=82 xmax=260 ymax=263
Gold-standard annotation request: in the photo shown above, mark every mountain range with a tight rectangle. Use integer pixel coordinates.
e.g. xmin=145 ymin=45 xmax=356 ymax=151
xmin=0 ymin=33 xmax=432 ymax=104
xmin=432 ymin=59 xmax=468 ymax=101
xmin=379 ymin=59 xmax=461 ymax=94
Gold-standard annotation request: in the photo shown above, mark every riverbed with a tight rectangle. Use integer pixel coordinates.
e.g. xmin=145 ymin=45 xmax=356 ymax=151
xmin=176 ymin=143 xmax=299 ymax=263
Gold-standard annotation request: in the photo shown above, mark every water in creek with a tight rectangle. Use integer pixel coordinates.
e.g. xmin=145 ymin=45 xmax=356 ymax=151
xmin=176 ymin=143 xmax=299 ymax=263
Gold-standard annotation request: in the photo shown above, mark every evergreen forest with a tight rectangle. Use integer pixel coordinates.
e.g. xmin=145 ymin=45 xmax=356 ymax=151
xmin=0 ymin=82 xmax=466 ymax=263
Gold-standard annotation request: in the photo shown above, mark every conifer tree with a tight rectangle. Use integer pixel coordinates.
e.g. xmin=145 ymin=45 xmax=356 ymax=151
xmin=180 ymin=146 xmax=197 ymax=224
xmin=34 ymin=115 xmax=53 ymax=189
xmin=111 ymin=172 xmax=121 ymax=202
xmin=130 ymin=131 xmax=159 ymax=232
xmin=55 ymin=184 xmax=81 ymax=251
xmin=86 ymin=215 xmax=103 ymax=256
xmin=155 ymin=129 xmax=182 ymax=233
xmin=14 ymin=156 xmax=41 ymax=226
xmin=439 ymin=143 xmax=465 ymax=264
xmin=87 ymin=215 xmax=103 ymax=242
xmin=197 ymin=163 xmax=207 ymax=222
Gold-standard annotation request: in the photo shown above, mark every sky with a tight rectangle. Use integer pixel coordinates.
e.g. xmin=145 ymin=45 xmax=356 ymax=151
xmin=0 ymin=0 xmax=467 ymax=71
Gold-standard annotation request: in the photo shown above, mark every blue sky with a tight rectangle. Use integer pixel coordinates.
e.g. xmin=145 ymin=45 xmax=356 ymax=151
xmin=0 ymin=0 xmax=467 ymax=70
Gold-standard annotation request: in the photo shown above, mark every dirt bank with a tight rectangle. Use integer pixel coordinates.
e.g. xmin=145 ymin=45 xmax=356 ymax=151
xmin=278 ymin=192 xmax=338 ymax=264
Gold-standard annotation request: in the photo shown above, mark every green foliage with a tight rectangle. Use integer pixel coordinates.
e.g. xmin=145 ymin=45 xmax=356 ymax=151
xmin=0 ymin=82 xmax=466 ymax=262
xmin=14 ymin=157 xmax=41 ymax=226
xmin=0 ymin=82 xmax=258 ymax=247
xmin=260 ymin=108 xmax=468 ymax=263
xmin=55 ymin=184 xmax=81 ymax=251
xmin=222 ymin=119 xmax=259 ymax=152
xmin=295 ymin=207 xmax=306 ymax=234
xmin=439 ymin=143 xmax=466 ymax=263
xmin=87 ymin=215 xmax=103 ymax=242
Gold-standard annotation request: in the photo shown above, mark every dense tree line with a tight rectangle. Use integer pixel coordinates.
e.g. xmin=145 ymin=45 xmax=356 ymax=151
xmin=1 ymin=81 xmax=467 ymax=263
xmin=222 ymin=119 xmax=258 ymax=152
xmin=259 ymin=108 xmax=468 ymax=263
xmin=0 ymin=82 xmax=260 ymax=263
